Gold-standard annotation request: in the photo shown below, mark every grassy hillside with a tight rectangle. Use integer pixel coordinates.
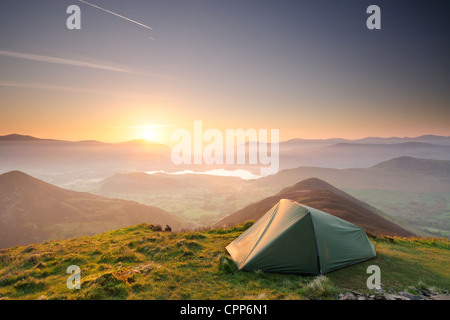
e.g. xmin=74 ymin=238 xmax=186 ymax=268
xmin=346 ymin=189 xmax=450 ymax=238
xmin=0 ymin=222 xmax=448 ymax=300
xmin=0 ymin=171 xmax=191 ymax=248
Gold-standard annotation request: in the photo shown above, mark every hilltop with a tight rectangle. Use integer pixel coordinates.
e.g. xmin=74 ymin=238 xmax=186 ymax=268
xmin=0 ymin=223 xmax=448 ymax=300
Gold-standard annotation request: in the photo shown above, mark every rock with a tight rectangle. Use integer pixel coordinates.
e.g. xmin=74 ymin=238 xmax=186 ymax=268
xmin=429 ymin=290 xmax=439 ymax=296
xmin=399 ymin=291 xmax=416 ymax=300
xmin=430 ymin=295 xmax=450 ymax=300
xmin=336 ymin=289 xmax=449 ymax=301
xmin=384 ymin=293 xmax=410 ymax=300
xmin=384 ymin=293 xmax=397 ymax=300
xmin=340 ymin=292 xmax=357 ymax=300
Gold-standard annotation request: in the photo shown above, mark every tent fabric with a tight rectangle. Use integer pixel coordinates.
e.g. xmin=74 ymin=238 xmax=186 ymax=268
xmin=226 ymin=199 xmax=376 ymax=274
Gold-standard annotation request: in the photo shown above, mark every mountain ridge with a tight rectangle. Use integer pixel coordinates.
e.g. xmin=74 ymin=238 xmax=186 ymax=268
xmin=0 ymin=171 xmax=190 ymax=249
xmin=3 ymin=133 xmax=450 ymax=146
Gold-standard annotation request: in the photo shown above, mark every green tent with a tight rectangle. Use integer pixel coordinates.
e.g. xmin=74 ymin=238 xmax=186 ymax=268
xmin=226 ymin=199 xmax=376 ymax=274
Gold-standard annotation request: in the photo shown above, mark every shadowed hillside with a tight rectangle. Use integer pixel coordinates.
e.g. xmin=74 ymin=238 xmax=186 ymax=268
xmin=214 ymin=178 xmax=414 ymax=237
xmin=0 ymin=171 xmax=190 ymax=249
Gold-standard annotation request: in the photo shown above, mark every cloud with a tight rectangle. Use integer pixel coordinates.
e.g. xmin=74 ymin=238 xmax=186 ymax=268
xmin=0 ymin=80 xmax=83 ymax=92
xmin=0 ymin=50 xmax=134 ymax=73
xmin=0 ymin=80 xmax=154 ymax=100
xmin=0 ymin=50 xmax=191 ymax=83
xmin=78 ymin=0 xmax=153 ymax=31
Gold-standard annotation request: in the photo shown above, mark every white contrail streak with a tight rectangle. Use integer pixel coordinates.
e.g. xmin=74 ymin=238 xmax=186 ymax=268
xmin=0 ymin=50 xmax=133 ymax=73
xmin=78 ymin=0 xmax=153 ymax=30
xmin=0 ymin=80 xmax=154 ymax=100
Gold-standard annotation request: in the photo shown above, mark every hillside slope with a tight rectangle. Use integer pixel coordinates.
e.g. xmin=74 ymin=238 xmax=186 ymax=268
xmin=215 ymin=178 xmax=414 ymax=237
xmin=0 ymin=223 xmax=448 ymax=300
xmin=0 ymin=171 xmax=190 ymax=249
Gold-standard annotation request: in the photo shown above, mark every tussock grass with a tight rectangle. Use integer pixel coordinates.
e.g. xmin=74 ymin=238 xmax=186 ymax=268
xmin=299 ymin=276 xmax=337 ymax=299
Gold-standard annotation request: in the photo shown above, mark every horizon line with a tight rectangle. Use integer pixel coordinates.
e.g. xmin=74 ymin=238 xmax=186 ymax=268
xmin=1 ymin=132 xmax=449 ymax=145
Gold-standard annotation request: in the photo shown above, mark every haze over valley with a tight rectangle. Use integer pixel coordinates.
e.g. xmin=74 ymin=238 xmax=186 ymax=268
xmin=1 ymin=133 xmax=449 ymax=248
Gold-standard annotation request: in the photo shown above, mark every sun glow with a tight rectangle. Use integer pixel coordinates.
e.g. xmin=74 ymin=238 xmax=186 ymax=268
xmin=142 ymin=128 xmax=157 ymax=142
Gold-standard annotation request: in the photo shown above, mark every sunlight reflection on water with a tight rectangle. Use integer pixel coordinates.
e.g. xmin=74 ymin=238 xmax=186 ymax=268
xmin=145 ymin=169 xmax=262 ymax=180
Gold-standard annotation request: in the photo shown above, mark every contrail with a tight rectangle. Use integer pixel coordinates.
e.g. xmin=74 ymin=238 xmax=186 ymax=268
xmin=0 ymin=50 xmax=133 ymax=73
xmin=78 ymin=0 xmax=153 ymax=30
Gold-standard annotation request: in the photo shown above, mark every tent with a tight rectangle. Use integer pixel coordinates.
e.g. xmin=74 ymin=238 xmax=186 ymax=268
xmin=226 ymin=199 xmax=376 ymax=274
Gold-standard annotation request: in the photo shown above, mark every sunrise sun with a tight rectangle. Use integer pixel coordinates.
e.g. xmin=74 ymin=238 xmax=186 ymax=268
xmin=142 ymin=129 xmax=157 ymax=142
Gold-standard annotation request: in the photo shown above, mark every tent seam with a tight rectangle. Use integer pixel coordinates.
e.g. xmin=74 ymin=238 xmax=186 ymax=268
xmin=309 ymin=212 xmax=322 ymax=275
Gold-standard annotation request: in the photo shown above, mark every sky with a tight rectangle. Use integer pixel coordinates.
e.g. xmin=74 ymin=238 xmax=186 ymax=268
xmin=0 ymin=0 xmax=449 ymax=144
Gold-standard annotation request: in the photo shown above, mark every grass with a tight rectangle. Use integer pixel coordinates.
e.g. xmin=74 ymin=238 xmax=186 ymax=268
xmin=0 ymin=222 xmax=448 ymax=300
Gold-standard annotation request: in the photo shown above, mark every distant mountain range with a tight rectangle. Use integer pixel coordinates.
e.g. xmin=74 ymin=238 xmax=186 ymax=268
xmin=279 ymin=135 xmax=450 ymax=147
xmin=4 ymin=133 xmax=449 ymax=145
xmin=0 ymin=134 xmax=167 ymax=146
xmin=0 ymin=171 xmax=191 ymax=249
xmin=277 ymin=141 xmax=450 ymax=169
xmin=214 ymin=178 xmax=415 ymax=237
xmin=0 ymin=134 xmax=172 ymax=186
xmin=1 ymin=133 xmax=449 ymax=243
xmin=2 ymin=134 xmax=450 ymax=178
xmin=255 ymin=156 xmax=450 ymax=193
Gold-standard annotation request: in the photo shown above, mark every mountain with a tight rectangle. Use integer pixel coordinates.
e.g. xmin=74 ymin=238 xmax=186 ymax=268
xmin=372 ymin=156 xmax=450 ymax=181
xmin=2 ymin=134 xmax=450 ymax=187
xmin=255 ymin=156 xmax=450 ymax=193
xmin=350 ymin=135 xmax=450 ymax=145
xmin=0 ymin=134 xmax=172 ymax=187
xmin=245 ymin=136 xmax=450 ymax=170
xmin=252 ymin=157 xmax=450 ymax=238
xmin=0 ymin=171 xmax=190 ymax=249
xmin=0 ymin=134 xmax=41 ymax=141
xmin=214 ymin=178 xmax=415 ymax=237
xmin=278 ymin=141 xmax=450 ymax=169
xmin=279 ymin=135 xmax=450 ymax=147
